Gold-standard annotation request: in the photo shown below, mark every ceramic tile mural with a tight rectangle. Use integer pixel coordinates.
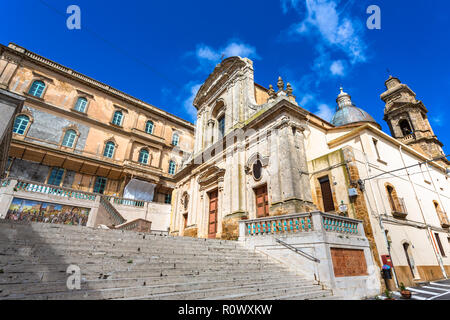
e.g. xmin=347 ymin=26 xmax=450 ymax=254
xmin=5 ymin=198 xmax=90 ymax=226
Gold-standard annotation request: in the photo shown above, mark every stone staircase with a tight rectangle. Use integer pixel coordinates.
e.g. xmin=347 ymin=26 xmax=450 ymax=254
xmin=0 ymin=220 xmax=334 ymax=300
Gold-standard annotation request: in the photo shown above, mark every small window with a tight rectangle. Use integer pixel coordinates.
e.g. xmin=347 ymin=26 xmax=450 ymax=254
xmin=13 ymin=115 xmax=30 ymax=135
xmin=103 ymin=141 xmax=115 ymax=158
xmin=169 ymin=160 xmax=176 ymax=175
xmin=28 ymin=80 xmax=46 ymax=97
xmin=435 ymin=233 xmax=446 ymax=257
xmin=138 ymin=149 xmax=149 ymax=164
xmin=252 ymin=160 xmax=262 ymax=180
xmin=93 ymin=177 xmax=107 ymax=194
xmin=218 ymin=116 xmax=225 ymax=137
xmin=172 ymin=133 xmax=179 ymax=146
xmin=62 ymin=130 xmax=77 ymax=148
xmin=373 ymin=138 xmax=381 ymax=159
xmin=112 ymin=111 xmax=123 ymax=126
xmin=74 ymin=97 xmax=88 ymax=113
xmin=145 ymin=120 xmax=154 ymax=134
xmin=48 ymin=168 xmax=65 ymax=186
xmin=164 ymin=193 xmax=172 ymax=204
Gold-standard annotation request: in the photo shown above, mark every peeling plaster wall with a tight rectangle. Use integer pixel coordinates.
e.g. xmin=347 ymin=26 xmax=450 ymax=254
xmin=24 ymin=106 xmax=90 ymax=152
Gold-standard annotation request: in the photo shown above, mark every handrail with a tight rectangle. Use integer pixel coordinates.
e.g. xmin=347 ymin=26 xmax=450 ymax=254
xmin=99 ymin=196 xmax=126 ymax=225
xmin=275 ymin=238 xmax=320 ymax=263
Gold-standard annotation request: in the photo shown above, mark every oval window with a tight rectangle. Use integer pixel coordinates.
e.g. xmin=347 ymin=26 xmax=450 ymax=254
xmin=252 ymin=160 xmax=262 ymax=180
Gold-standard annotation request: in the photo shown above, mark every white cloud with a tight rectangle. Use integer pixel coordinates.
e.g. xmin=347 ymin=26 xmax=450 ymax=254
xmin=196 ymin=46 xmax=221 ymax=61
xmin=183 ymin=83 xmax=202 ymax=121
xmin=192 ymin=40 xmax=260 ymax=74
xmin=281 ymin=0 xmax=367 ymax=79
xmin=431 ymin=115 xmax=444 ymax=127
xmin=315 ymin=103 xmax=335 ymax=122
xmin=330 ymin=60 xmax=345 ymax=76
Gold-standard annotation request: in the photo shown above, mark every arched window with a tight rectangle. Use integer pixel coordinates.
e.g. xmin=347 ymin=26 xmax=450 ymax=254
xmin=74 ymin=97 xmax=88 ymax=113
xmin=172 ymin=133 xmax=179 ymax=146
xmin=138 ymin=149 xmax=149 ymax=164
xmin=168 ymin=160 xmax=176 ymax=175
xmin=62 ymin=129 xmax=77 ymax=148
xmin=13 ymin=115 xmax=30 ymax=135
xmin=112 ymin=111 xmax=123 ymax=126
xmin=386 ymin=183 xmax=407 ymax=217
xmin=145 ymin=120 xmax=154 ymax=134
xmin=218 ymin=115 xmax=225 ymax=137
xmin=103 ymin=141 xmax=115 ymax=158
xmin=399 ymin=119 xmax=413 ymax=136
xmin=28 ymin=80 xmax=46 ymax=98
xmin=434 ymin=201 xmax=450 ymax=228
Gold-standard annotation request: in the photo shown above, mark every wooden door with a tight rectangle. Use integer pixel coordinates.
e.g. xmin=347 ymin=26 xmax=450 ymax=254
xmin=255 ymin=185 xmax=269 ymax=218
xmin=319 ymin=176 xmax=335 ymax=212
xmin=208 ymin=190 xmax=218 ymax=239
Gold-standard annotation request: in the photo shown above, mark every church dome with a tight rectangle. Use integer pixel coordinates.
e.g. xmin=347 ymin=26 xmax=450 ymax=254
xmin=330 ymin=88 xmax=378 ymax=127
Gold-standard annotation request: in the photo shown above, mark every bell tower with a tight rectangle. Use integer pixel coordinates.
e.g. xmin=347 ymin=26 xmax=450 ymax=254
xmin=381 ymin=76 xmax=449 ymax=166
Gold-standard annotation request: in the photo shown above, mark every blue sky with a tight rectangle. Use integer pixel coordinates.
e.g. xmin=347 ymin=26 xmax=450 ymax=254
xmin=2 ymin=0 xmax=449 ymax=154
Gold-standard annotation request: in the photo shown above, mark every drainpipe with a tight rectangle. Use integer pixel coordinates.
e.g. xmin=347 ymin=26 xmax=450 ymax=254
xmin=398 ymin=145 xmax=447 ymax=279
xmin=362 ymin=152 xmax=400 ymax=288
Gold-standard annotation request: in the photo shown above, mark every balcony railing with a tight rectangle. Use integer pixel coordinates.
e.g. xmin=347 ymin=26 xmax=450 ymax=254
xmin=0 ymin=179 xmax=10 ymax=188
xmin=400 ymin=133 xmax=415 ymax=143
xmin=240 ymin=211 xmax=363 ymax=239
xmin=110 ymin=196 xmax=146 ymax=208
xmin=392 ymin=197 xmax=408 ymax=219
xmin=14 ymin=179 xmax=97 ymax=201
xmin=437 ymin=209 xmax=450 ymax=228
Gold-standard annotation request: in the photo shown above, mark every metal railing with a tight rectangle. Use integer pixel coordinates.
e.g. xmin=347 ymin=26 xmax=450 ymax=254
xmin=275 ymin=238 xmax=320 ymax=263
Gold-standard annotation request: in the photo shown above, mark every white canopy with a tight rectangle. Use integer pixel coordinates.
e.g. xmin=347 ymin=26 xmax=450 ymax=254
xmin=123 ymin=179 xmax=156 ymax=202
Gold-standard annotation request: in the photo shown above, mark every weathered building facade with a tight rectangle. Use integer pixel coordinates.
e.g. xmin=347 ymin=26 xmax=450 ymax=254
xmin=1 ymin=43 xmax=449 ymax=295
xmin=0 ymin=43 xmax=194 ymax=202
xmin=170 ymin=56 xmax=450 ymax=290
xmin=0 ymin=43 xmax=194 ymax=230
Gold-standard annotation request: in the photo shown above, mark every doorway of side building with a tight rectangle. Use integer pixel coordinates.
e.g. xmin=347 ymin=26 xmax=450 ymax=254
xmin=319 ymin=176 xmax=335 ymax=212
xmin=403 ymin=243 xmax=416 ymax=279
xmin=254 ymin=184 xmax=269 ymax=218
xmin=208 ymin=189 xmax=218 ymax=239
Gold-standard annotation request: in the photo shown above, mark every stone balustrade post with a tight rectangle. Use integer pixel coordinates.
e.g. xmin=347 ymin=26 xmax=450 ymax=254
xmin=238 ymin=220 xmax=246 ymax=241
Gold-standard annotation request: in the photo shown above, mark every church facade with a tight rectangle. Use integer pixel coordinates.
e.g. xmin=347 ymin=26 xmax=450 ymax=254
xmin=1 ymin=43 xmax=449 ymax=291
xmin=170 ymin=56 xmax=450 ymax=287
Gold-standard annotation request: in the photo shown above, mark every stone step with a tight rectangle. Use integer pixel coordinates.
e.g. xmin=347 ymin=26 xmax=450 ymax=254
xmin=200 ymin=286 xmax=330 ymax=301
xmin=123 ymin=282 xmax=323 ymax=301
xmin=0 ymin=220 xmax=333 ymax=300
xmin=0 ymin=255 xmax=272 ymax=266
xmin=0 ymin=275 xmax=314 ymax=298
xmin=3 ymin=278 xmax=315 ymax=300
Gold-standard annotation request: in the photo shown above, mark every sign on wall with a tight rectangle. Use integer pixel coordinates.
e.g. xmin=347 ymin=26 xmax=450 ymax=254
xmin=331 ymin=248 xmax=368 ymax=277
xmin=5 ymin=198 xmax=90 ymax=226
